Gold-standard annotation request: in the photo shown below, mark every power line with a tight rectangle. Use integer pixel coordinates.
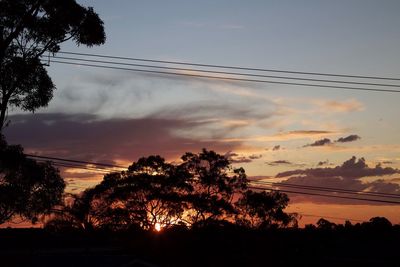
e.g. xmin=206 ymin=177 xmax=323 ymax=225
xmin=33 ymin=158 xmax=114 ymax=173
xmin=45 ymin=60 xmax=400 ymax=93
xmin=57 ymin=51 xmax=400 ymax=81
xmin=49 ymin=162 xmax=112 ymax=174
xmin=26 ymin=154 xmax=126 ymax=169
xmin=49 ymin=55 xmax=400 ymax=88
xmin=297 ymin=213 xmax=365 ymax=223
xmin=250 ymin=180 xmax=400 ymax=199
xmin=29 ymin=154 xmax=394 ymax=222
xmin=29 ymin=154 xmax=400 ymax=201
xmin=45 ymin=166 xmax=369 ymax=223
xmin=29 ymin=154 xmax=400 ymax=204
xmin=248 ymin=185 xmax=400 ymax=205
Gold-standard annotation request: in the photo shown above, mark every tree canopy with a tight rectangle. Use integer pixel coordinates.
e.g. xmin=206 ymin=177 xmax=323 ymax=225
xmin=46 ymin=149 xmax=297 ymax=231
xmin=0 ymin=135 xmax=65 ymax=224
xmin=0 ymin=0 xmax=106 ymax=130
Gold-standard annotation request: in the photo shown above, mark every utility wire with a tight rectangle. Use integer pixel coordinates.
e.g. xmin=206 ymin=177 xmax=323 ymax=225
xmin=34 ymin=158 xmax=113 ymax=173
xmin=249 ymin=185 xmax=400 ymax=205
xmin=45 ymin=60 xmax=400 ymax=93
xmin=250 ymin=180 xmax=400 ymax=199
xmin=29 ymin=154 xmax=400 ymax=200
xmin=28 ymin=154 xmax=400 ymax=204
xmin=49 ymin=162 xmax=112 ymax=174
xmin=30 ymin=155 xmax=389 ymax=222
xmin=49 ymin=55 xmax=400 ymax=88
xmin=297 ymin=213 xmax=364 ymax=223
xmin=57 ymin=51 xmax=400 ymax=81
xmin=26 ymin=154 xmax=126 ymax=169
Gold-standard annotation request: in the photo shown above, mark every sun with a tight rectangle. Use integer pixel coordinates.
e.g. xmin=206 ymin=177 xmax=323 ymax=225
xmin=154 ymin=222 xmax=162 ymax=232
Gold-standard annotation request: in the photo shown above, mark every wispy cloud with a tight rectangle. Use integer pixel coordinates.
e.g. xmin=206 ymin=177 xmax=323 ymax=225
xmin=266 ymin=160 xmax=306 ymax=167
xmin=312 ymin=99 xmax=365 ymax=113
xmin=4 ymin=113 xmax=243 ymax=164
xmin=304 ymin=138 xmax=332 ymax=147
xmin=225 ymin=151 xmax=262 ymax=164
xmin=336 ymin=134 xmax=361 ymax=143
xmin=272 ymin=145 xmax=281 ymax=151
xmin=304 ymin=134 xmax=361 ymax=147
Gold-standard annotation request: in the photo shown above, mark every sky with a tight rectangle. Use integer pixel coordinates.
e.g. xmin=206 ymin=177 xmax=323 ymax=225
xmin=4 ymin=0 xmax=400 ymax=226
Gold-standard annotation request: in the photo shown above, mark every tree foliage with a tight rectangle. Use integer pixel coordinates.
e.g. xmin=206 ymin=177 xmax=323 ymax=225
xmin=0 ymin=135 xmax=65 ymax=224
xmin=235 ymin=190 xmax=297 ymax=229
xmin=47 ymin=149 xmax=297 ymax=231
xmin=0 ymin=0 xmax=106 ymax=130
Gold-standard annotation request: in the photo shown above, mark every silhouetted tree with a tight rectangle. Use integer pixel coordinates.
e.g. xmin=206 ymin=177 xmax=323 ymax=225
xmin=0 ymin=135 xmax=65 ymax=224
xmin=363 ymin=216 xmax=392 ymax=231
xmin=235 ymin=190 xmax=297 ymax=229
xmin=181 ymin=149 xmax=248 ymax=226
xmin=0 ymin=0 xmax=106 ymax=130
xmin=316 ymin=218 xmax=337 ymax=230
xmin=55 ymin=156 xmax=191 ymax=231
xmin=45 ymin=189 xmax=107 ymax=231
xmin=46 ymin=150 xmax=297 ymax=231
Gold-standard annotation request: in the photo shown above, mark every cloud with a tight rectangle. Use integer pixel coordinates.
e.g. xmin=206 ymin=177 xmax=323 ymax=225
xmin=272 ymin=130 xmax=338 ymax=142
xmin=304 ymin=134 xmax=361 ymax=147
xmin=316 ymin=160 xmax=335 ymax=167
xmin=274 ymin=157 xmax=400 ymax=204
xmin=267 ymin=160 xmax=293 ymax=166
xmin=281 ymin=130 xmax=333 ymax=136
xmin=277 ymin=156 xmax=399 ymax=179
xmin=230 ymin=157 xmax=252 ymax=163
xmin=225 ymin=151 xmax=262 ymax=164
xmin=248 ymin=175 xmax=272 ymax=181
xmin=33 ymin=66 xmax=282 ymax=122
xmin=272 ymin=145 xmax=281 ymax=151
xmin=4 ymin=113 xmax=243 ymax=165
xmin=267 ymin=160 xmax=305 ymax=167
xmin=335 ymin=134 xmax=361 ymax=143
xmin=219 ymin=130 xmax=337 ymax=143
xmin=304 ymin=138 xmax=332 ymax=147
xmin=317 ymin=160 xmax=331 ymax=166
xmin=249 ymin=154 xmax=263 ymax=160
xmin=146 ymin=99 xmax=283 ymax=142
xmin=389 ymin=178 xmax=400 ymax=183
xmin=314 ymin=99 xmax=364 ymax=113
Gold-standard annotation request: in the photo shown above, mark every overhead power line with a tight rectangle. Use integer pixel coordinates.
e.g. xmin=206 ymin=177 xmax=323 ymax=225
xmin=26 ymin=154 xmax=126 ymax=169
xmin=250 ymin=180 xmax=400 ymax=199
xmin=298 ymin=213 xmax=364 ymax=223
xmin=248 ymin=185 xmax=400 ymax=205
xmin=28 ymin=154 xmax=400 ymax=204
xmin=29 ymin=154 xmax=395 ymax=222
xmin=49 ymin=55 xmax=400 ymax=88
xmin=58 ymin=51 xmax=400 ymax=81
xmin=45 ymin=60 xmax=400 ymax=93
xmin=49 ymin=162 xmax=111 ymax=174
xmin=45 ymin=166 xmax=369 ymax=223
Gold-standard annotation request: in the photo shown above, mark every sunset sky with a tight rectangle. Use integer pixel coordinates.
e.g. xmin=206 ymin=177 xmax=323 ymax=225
xmin=4 ymin=0 xmax=400 ymax=226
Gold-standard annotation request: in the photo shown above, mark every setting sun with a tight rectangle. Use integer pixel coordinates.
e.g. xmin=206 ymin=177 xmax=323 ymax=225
xmin=154 ymin=223 xmax=162 ymax=232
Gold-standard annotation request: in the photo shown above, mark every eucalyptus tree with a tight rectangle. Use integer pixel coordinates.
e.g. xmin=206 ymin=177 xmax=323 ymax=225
xmin=0 ymin=0 xmax=106 ymax=130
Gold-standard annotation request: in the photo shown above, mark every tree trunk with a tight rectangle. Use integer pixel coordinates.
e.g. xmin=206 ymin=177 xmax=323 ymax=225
xmin=0 ymin=102 xmax=7 ymax=132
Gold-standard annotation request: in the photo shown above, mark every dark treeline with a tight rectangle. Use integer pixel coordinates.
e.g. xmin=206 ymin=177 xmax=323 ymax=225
xmin=45 ymin=149 xmax=297 ymax=231
xmin=2 ymin=135 xmax=400 ymax=266
xmin=1 ymin=218 xmax=400 ymax=266
xmin=1 ymin=114 xmax=399 ymax=267
xmin=0 ymin=134 xmax=297 ymax=230
xmin=0 ymin=136 xmax=65 ymax=225
xmin=1 ymin=134 xmax=399 ymax=234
